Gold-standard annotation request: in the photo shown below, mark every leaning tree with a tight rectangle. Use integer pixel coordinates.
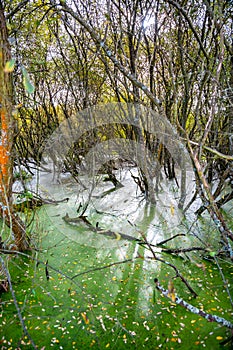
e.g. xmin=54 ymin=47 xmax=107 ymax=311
xmin=0 ymin=0 xmax=28 ymax=251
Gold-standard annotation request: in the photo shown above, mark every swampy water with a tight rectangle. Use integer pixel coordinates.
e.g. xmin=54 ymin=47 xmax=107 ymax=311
xmin=0 ymin=168 xmax=233 ymax=349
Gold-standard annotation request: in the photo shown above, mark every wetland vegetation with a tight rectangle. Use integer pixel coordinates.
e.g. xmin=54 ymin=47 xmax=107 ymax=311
xmin=0 ymin=0 xmax=233 ymax=348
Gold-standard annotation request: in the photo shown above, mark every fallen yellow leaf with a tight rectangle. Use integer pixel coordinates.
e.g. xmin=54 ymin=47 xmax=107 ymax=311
xmin=170 ymin=204 xmax=175 ymax=216
xmin=81 ymin=312 xmax=89 ymax=324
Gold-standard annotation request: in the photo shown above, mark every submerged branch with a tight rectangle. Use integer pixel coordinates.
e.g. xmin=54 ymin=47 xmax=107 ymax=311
xmin=62 ymin=213 xmax=143 ymax=242
xmin=71 ymin=258 xmax=134 ymax=280
xmin=154 ymin=278 xmax=233 ymax=330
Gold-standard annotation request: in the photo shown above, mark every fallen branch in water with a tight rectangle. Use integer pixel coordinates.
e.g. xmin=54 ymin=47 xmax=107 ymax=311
xmin=71 ymin=258 xmax=134 ymax=279
xmin=148 ymin=255 xmax=198 ymax=297
xmin=62 ymin=213 xmax=143 ymax=242
xmin=62 ymin=214 xmax=205 ymax=257
xmin=154 ymin=278 xmax=233 ymax=330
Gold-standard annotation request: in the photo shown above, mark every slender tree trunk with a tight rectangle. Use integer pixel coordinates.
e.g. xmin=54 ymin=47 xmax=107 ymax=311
xmin=0 ymin=1 xmax=28 ymax=251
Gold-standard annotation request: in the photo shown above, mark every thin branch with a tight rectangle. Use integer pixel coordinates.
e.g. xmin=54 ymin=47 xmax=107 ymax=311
xmin=196 ymin=191 xmax=233 ymax=216
xmin=140 ymin=232 xmax=198 ymax=297
xmin=6 ymin=0 xmax=30 ymax=19
xmin=0 ymin=249 xmax=82 ymax=287
xmin=161 ymin=246 xmax=208 ymax=254
xmin=71 ymin=258 xmax=134 ymax=280
xmin=177 ymin=116 xmax=233 ymax=255
xmin=186 ymin=140 xmax=233 ymax=161
xmin=157 ymin=233 xmax=185 ymax=246
xmin=213 ymin=256 xmax=233 ymax=308
xmin=167 ymin=0 xmax=209 ymax=61
xmin=0 ymin=256 xmax=37 ymax=349
xmin=54 ymin=0 xmax=163 ymax=110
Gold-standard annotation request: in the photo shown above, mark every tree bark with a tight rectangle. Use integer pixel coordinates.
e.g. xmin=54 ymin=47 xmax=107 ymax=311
xmin=0 ymin=1 xmax=28 ymax=251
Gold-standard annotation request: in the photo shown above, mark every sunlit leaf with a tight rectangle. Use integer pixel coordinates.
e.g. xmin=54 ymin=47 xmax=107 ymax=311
xmin=21 ymin=66 xmax=35 ymax=94
xmin=23 ymin=77 xmax=35 ymax=94
xmin=4 ymin=58 xmax=16 ymax=72
xmin=14 ymin=103 xmax=23 ymax=109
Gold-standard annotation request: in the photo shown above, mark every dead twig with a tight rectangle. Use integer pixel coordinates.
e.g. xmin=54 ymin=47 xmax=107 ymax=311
xmin=157 ymin=234 xmax=185 ymax=246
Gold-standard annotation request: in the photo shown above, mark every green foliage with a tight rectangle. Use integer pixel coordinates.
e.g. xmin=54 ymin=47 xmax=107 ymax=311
xmin=13 ymin=170 xmax=32 ymax=182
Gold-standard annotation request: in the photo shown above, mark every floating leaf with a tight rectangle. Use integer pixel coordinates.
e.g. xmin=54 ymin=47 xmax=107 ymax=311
xmin=167 ymin=280 xmax=176 ymax=301
xmin=171 ymin=337 xmax=177 ymax=342
xmin=170 ymin=204 xmax=175 ymax=216
xmin=81 ymin=312 xmax=89 ymax=324
xmin=114 ymin=232 xmax=121 ymax=240
xmin=4 ymin=58 xmax=16 ymax=72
